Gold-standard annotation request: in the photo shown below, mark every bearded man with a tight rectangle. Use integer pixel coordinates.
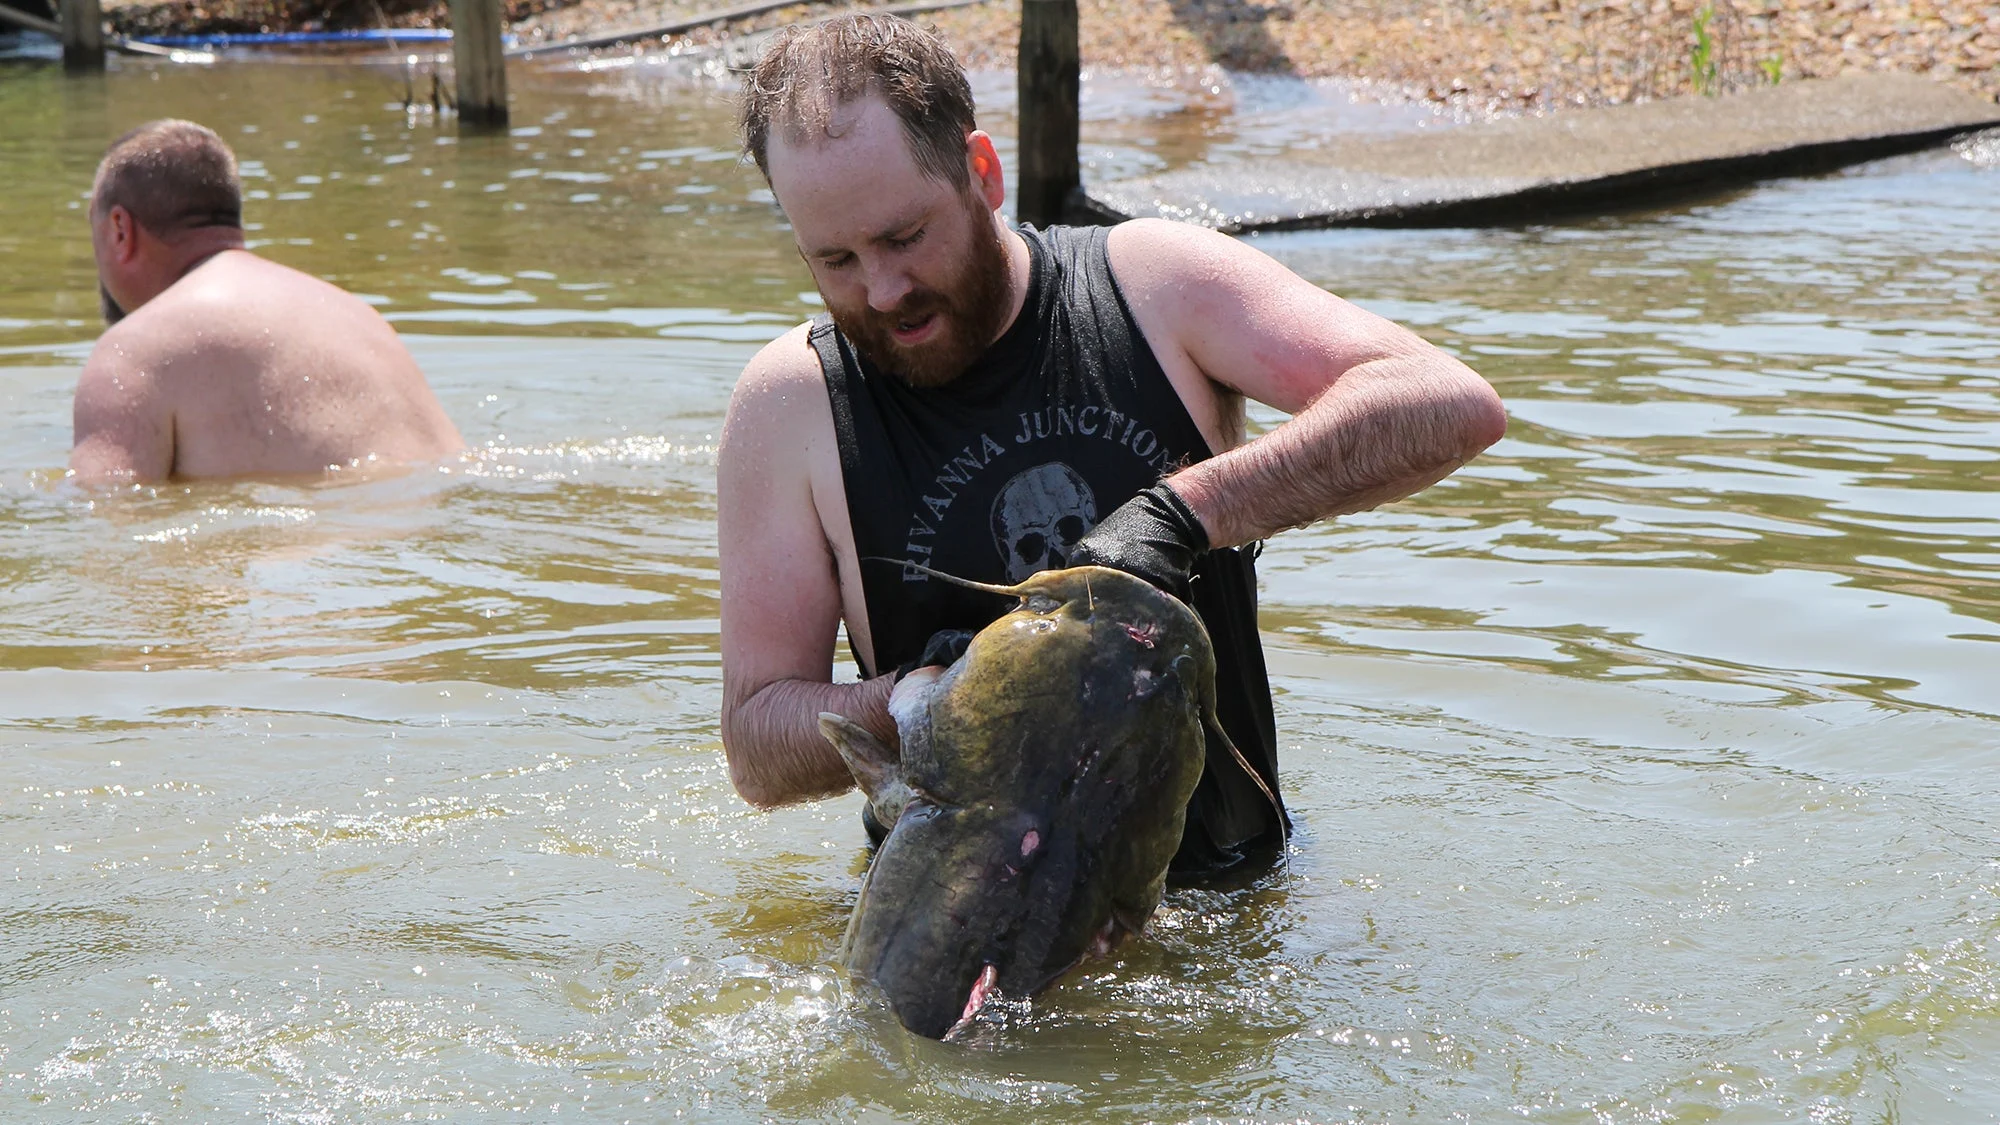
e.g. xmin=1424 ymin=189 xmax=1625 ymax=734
xmin=71 ymin=119 xmax=462 ymax=484
xmin=718 ymin=15 xmax=1507 ymax=877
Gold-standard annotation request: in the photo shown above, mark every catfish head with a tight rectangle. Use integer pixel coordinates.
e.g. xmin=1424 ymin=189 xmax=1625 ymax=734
xmin=818 ymin=565 xmax=1214 ymax=1039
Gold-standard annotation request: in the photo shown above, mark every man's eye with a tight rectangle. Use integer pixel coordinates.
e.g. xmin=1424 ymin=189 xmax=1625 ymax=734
xmin=820 ymin=254 xmax=854 ymax=270
xmin=889 ymin=229 xmax=925 ymax=249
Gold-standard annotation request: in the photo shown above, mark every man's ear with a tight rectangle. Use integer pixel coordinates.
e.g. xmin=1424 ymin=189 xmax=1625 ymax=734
xmin=107 ymin=205 xmax=142 ymax=265
xmin=966 ymin=131 xmax=1006 ymax=212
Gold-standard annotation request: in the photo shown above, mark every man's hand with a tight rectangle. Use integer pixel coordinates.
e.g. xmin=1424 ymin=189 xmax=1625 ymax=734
xmin=894 ymin=627 xmax=974 ymax=682
xmin=1067 ymin=481 xmax=1211 ymax=599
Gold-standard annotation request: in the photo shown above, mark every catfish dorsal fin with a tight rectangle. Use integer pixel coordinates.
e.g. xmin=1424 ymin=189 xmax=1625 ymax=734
xmin=858 ymin=556 xmax=1022 ymax=598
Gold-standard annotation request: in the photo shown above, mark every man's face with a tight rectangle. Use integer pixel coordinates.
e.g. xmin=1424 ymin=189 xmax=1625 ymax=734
xmin=767 ymin=96 xmax=1011 ymax=388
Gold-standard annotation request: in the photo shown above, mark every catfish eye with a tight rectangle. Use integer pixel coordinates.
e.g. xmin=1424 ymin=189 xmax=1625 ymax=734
xmin=1023 ymin=594 xmax=1061 ymax=614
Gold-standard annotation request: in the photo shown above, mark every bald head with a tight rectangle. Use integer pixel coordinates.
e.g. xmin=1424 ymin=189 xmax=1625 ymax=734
xmin=91 ymin=119 xmax=243 ymax=240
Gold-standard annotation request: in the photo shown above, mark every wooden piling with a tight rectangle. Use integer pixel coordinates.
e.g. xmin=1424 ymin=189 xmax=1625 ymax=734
xmin=450 ymin=0 xmax=508 ymax=128
xmin=1016 ymin=0 xmax=1079 ymax=228
xmin=61 ymin=0 xmax=105 ymax=71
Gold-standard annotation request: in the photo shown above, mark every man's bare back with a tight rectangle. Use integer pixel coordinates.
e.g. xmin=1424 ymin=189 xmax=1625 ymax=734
xmin=72 ymin=249 xmax=463 ymax=483
xmin=71 ymin=118 xmax=462 ymax=485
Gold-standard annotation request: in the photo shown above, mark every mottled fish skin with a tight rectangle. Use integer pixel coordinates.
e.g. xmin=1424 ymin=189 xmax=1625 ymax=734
xmin=823 ymin=565 xmax=1213 ymax=1040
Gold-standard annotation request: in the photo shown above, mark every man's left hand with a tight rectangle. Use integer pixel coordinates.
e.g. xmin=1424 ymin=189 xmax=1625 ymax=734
xmin=1067 ymin=481 xmax=1210 ymax=600
xmin=894 ymin=627 xmax=975 ymax=682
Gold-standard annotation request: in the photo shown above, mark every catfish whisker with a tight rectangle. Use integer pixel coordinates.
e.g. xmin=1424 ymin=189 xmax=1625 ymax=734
xmin=859 ymin=555 xmax=1022 ymax=597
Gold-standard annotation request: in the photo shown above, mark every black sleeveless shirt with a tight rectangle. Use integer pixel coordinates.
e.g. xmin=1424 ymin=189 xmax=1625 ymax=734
xmin=811 ymin=224 xmax=1288 ymax=876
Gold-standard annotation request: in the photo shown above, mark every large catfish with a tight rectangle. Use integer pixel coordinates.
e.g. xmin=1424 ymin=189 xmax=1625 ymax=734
xmin=816 ymin=564 xmax=1275 ymax=1039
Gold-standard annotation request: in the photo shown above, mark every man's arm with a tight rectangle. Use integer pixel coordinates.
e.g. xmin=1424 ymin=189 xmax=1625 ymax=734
xmin=1109 ymin=219 xmax=1507 ymax=548
xmin=717 ymin=327 xmax=896 ymax=807
xmin=70 ymin=339 xmax=174 ymax=484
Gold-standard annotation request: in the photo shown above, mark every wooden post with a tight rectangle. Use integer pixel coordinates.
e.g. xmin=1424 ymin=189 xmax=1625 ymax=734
xmin=450 ymin=0 xmax=508 ymax=129
xmin=61 ymin=0 xmax=105 ymax=71
xmin=1016 ymin=0 xmax=1078 ymax=228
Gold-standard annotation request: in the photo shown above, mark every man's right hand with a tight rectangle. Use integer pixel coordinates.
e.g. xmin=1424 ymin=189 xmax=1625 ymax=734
xmin=1067 ymin=481 xmax=1211 ymax=600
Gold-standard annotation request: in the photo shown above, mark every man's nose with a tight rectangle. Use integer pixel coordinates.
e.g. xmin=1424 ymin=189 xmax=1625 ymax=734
xmin=865 ymin=263 xmax=914 ymax=313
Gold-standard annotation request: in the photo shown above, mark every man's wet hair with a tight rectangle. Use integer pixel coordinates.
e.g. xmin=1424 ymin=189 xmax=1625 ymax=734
xmin=739 ymin=13 xmax=977 ymax=189
xmin=91 ymin=119 xmax=243 ymax=238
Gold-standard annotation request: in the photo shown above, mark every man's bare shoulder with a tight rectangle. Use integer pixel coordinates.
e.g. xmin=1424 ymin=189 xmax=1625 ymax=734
xmin=82 ymin=254 xmax=326 ymax=394
xmin=75 ymin=318 xmax=164 ymax=405
xmin=72 ymin=320 xmax=174 ymax=483
xmin=82 ymin=287 xmax=205 ymax=386
xmin=726 ymin=321 xmax=830 ymax=438
xmin=1104 ymin=218 xmax=1269 ymax=306
xmin=719 ymin=320 xmax=845 ymax=545
xmin=1107 ymin=216 xmax=1458 ymax=417
xmin=739 ymin=321 xmax=824 ymax=389
xmin=166 ymin=250 xmax=385 ymax=333
xmin=219 ymin=249 xmax=365 ymax=301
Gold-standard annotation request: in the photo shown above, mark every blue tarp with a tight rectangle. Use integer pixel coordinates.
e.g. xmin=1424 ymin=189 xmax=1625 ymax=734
xmin=136 ymin=28 xmax=518 ymax=47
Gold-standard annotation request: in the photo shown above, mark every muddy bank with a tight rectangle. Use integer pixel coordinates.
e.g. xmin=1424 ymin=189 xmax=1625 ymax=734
xmin=99 ymin=0 xmax=2000 ymax=111
xmin=926 ymin=0 xmax=2000 ymax=110
xmin=99 ymin=0 xmax=543 ymax=38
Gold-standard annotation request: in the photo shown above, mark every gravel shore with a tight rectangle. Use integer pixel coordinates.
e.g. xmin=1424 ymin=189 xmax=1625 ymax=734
xmin=925 ymin=0 xmax=2000 ymax=109
xmin=103 ymin=0 xmax=2000 ymax=111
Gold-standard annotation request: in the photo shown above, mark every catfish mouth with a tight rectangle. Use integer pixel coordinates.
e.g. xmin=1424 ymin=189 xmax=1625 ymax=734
xmin=945 ymin=963 xmax=999 ymax=1039
xmin=938 ymin=915 xmax=1136 ymax=1040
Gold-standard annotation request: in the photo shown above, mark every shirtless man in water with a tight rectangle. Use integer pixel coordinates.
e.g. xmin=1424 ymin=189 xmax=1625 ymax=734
xmin=71 ymin=119 xmax=463 ymax=484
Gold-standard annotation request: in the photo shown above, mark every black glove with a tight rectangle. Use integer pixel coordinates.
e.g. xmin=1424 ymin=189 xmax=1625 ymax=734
xmin=1067 ymin=481 xmax=1210 ymax=599
xmin=894 ymin=628 xmax=975 ymax=681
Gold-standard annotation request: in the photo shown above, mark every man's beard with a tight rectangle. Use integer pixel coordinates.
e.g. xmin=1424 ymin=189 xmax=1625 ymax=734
xmin=827 ymin=198 xmax=1012 ymax=389
xmin=100 ymin=282 xmax=126 ymax=326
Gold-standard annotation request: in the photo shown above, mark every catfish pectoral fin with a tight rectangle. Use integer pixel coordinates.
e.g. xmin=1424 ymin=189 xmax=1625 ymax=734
xmin=817 ymin=713 xmax=916 ymax=831
xmin=816 ymin=712 xmax=896 ymax=789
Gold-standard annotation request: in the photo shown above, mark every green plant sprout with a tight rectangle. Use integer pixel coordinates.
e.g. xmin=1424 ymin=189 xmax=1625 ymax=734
xmin=1760 ymin=55 xmax=1783 ymax=84
xmin=1691 ymin=5 xmax=1719 ymax=96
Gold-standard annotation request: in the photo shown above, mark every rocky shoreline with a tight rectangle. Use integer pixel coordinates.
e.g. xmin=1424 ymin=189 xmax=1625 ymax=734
xmin=96 ymin=0 xmax=2000 ymax=111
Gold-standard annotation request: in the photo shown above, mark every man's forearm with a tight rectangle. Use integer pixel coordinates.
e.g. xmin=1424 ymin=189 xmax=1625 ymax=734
xmin=1170 ymin=354 xmax=1505 ymax=549
xmin=721 ymin=673 xmax=897 ymax=808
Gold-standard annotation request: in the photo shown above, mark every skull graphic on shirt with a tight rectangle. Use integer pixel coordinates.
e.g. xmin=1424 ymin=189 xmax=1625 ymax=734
xmin=990 ymin=462 xmax=1099 ymax=582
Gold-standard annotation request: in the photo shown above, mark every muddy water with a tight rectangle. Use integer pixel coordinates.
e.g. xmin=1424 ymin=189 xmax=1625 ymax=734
xmin=3 ymin=52 xmax=1999 ymax=1122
